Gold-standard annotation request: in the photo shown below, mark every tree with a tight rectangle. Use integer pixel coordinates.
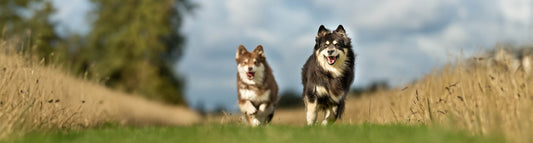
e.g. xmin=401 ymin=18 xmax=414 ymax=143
xmin=0 ymin=0 xmax=60 ymax=61
xmin=0 ymin=0 xmax=194 ymax=106
xmin=27 ymin=2 xmax=61 ymax=62
xmin=0 ymin=0 xmax=28 ymax=37
xmin=78 ymin=0 xmax=194 ymax=105
xmin=277 ymin=90 xmax=303 ymax=109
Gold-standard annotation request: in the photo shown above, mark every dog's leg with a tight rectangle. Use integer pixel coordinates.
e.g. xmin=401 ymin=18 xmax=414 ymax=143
xmin=242 ymin=114 xmax=250 ymax=124
xmin=256 ymin=103 xmax=274 ymax=125
xmin=257 ymin=103 xmax=268 ymax=124
xmin=243 ymin=113 xmax=260 ymax=126
xmin=239 ymin=100 xmax=257 ymax=115
xmin=266 ymin=112 xmax=274 ymax=123
xmin=321 ymin=109 xmax=331 ymax=125
xmin=258 ymin=103 xmax=268 ymax=112
xmin=335 ymin=99 xmax=345 ymax=120
xmin=239 ymin=100 xmax=259 ymax=126
xmin=249 ymin=114 xmax=261 ymax=127
xmin=322 ymin=106 xmax=338 ymax=125
xmin=264 ymin=104 xmax=275 ymax=124
xmin=305 ymin=96 xmax=318 ymax=125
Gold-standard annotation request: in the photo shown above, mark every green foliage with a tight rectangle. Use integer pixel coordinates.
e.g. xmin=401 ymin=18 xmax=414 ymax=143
xmin=0 ymin=0 xmax=60 ymax=61
xmin=277 ymin=90 xmax=303 ymax=109
xmin=0 ymin=0 xmax=194 ymax=105
xmin=4 ymin=124 xmax=507 ymax=143
xmin=74 ymin=0 xmax=194 ymax=105
xmin=350 ymin=80 xmax=390 ymax=97
xmin=27 ymin=2 xmax=60 ymax=62
xmin=0 ymin=0 xmax=30 ymax=36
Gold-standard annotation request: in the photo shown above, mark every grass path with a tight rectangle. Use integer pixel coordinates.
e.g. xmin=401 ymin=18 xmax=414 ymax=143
xmin=3 ymin=124 xmax=506 ymax=143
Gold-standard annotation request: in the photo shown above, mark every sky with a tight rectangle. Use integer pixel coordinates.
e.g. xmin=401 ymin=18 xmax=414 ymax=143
xmin=51 ymin=0 xmax=533 ymax=112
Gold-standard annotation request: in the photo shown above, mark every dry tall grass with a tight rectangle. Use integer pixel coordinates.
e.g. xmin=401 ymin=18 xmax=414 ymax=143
xmin=0 ymin=40 xmax=200 ymax=139
xmin=346 ymin=48 xmax=533 ymax=143
xmin=263 ymin=47 xmax=533 ymax=143
xmin=344 ymin=62 xmax=533 ymax=143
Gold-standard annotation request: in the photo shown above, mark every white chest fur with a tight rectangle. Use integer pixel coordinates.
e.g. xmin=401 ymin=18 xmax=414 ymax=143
xmin=239 ymin=89 xmax=270 ymax=102
xmin=315 ymin=85 xmax=344 ymax=103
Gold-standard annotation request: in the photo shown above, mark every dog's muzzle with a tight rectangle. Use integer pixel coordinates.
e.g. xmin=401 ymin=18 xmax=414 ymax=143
xmin=324 ymin=53 xmax=339 ymax=65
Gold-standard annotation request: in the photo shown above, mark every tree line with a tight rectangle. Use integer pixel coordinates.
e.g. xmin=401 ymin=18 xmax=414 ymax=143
xmin=0 ymin=0 xmax=194 ymax=105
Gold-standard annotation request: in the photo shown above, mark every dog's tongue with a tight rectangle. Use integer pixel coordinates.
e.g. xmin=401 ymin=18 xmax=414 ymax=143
xmin=328 ymin=56 xmax=337 ymax=64
xmin=247 ymin=72 xmax=255 ymax=79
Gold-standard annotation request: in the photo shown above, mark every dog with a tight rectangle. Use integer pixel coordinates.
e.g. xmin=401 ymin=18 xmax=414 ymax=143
xmin=301 ymin=25 xmax=355 ymax=125
xmin=236 ymin=45 xmax=279 ymax=126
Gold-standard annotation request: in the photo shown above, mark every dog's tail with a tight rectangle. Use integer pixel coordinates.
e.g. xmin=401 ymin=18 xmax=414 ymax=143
xmin=335 ymin=100 xmax=345 ymax=119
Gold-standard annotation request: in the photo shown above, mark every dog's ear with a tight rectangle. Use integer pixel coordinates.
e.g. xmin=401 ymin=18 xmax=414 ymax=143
xmin=317 ymin=25 xmax=328 ymax=37
xmin=253 ymin=45 xmax=265 ymax=57
xmin=236 ymin=45 xmax=249 ymax=59
xmin=334 ymin=25 xmax=346 ymax=37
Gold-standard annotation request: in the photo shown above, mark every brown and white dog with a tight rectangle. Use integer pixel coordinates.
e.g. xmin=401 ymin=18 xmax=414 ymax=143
xmin=236 ymin=45 xmax=278 ymax=126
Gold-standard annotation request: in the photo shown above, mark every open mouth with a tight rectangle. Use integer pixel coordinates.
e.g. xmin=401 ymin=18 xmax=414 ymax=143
xmin=246 ymin=72 xmax=255 ymax=80
xmin=324 ymin=55 xmax=339 ymax=65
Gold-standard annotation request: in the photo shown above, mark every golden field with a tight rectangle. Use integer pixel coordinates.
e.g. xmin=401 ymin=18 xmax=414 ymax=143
xmin=3 ymin=37 xmax=533 ymax=143
xmin=218 ymin=46 xmax=533 ymax=143
xmin=0 ymin=41 xmax=200 ymax=139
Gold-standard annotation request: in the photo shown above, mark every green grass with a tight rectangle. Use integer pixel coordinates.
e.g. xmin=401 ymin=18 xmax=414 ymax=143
xmin=3 ymin=124 xmax=506 ymax=143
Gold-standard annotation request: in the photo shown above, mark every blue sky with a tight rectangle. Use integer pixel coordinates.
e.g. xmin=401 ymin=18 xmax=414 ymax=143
xmin=51 ymin=0 xmax=533 ymax=111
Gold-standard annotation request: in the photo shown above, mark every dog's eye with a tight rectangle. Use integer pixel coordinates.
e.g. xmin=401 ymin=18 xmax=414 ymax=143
xmin=254 ymin=61 xmax=258 ymax=64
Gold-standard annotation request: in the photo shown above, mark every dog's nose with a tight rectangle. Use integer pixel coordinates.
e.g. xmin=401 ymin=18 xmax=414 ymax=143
xmin=248 ymin=67 xmax=253 ymax=71
xmin=327 ymin=50 xmax=334 ymax=55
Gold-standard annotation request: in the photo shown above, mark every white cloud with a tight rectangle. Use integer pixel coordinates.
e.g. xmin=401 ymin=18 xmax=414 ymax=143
xmin=246 ymin=29 xmax=278 ymax=44
xmin=180 ymin=0 xmax=533 ymax=111
xmin=53 ymin=0 xmax=533 ymax=111
xmin=225 ymin=0 xmax=272 ymax=27
xmin=499 ymin=0 xmax=532 ymax=25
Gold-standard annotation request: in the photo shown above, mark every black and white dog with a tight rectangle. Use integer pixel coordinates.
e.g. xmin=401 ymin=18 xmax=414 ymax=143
xmin=301 ymin=25 xmax=355 ymax=125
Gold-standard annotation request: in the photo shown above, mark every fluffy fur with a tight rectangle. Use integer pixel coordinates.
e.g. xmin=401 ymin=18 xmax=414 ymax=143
xmin=236 ymin=45 xmax=279 ymax=126
xmin=301 ymin=25 xmax=356 ymax=125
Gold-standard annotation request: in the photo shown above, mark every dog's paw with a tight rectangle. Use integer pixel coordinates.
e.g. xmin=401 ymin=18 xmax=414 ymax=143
xmin=251 ymin=118 xmax=261 ymax=127
xmin=258 ymin=104 xmax=267 ymax=112
xmin=321 ymin=120 xmax=329 ymax=125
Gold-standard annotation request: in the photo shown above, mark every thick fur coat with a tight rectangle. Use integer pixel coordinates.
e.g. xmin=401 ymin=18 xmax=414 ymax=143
xmin=236 ymin=45 xmax=278 ymax=126
xmin=301 ymin=25 xmax=355 ymax=125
